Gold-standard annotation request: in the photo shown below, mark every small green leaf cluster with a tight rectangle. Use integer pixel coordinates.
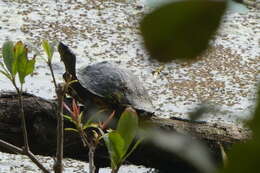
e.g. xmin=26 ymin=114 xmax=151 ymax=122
xmin=0 ymin=41 xmax=35 ymax=85
xmin=63 ymin=99 xmax=99 ymax=133
xmin=103 ymin=107 xmax=141 ymax=172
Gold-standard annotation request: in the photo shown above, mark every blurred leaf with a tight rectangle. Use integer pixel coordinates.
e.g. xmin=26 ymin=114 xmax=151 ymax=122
xmin=219 ymin=142 xmax=228 ymax=167
xmin=2 ymin=41 xmax=16 ymax=75
xmin=0 ymin=69 xmax=12 ymax=80
xmin=103 ymin=131 xmax=125 ymax=169
xmin=64 ymin=128 xmax=78 ymax=133
xmin=14 ymin=41 xmax=36 ymax=84
xmin=143 ymin=129 xmax=216 ymax=173
xmin=122 ymin=138 xmax=142 ymax=162
xmin=0 ymin=62 xmax=12 ymax=80
xmin=64 ymin=114 xmax=73 ymax=122
xmin=189 ymin=104 xmax=215 ymax=121
xmin=140 ymin=0 xmax=226 ymax=62
xmin=145 ymin=0 xmax=179 ymax=8
xmin=219 ymin=85 xmax=260 ymax=173
xmin=219 ymin=140 xmax=260 ymax=173
xmin=249 ymin=85 xmax=260 ymax=137
xmin=117 ymin=107 xmax=139 ymax=155
xmin=42 ymin=40 xmax=54 ymax=62
xmin=14 ymin=41 xmax=27 ymax=61
xmin=82 ymin=122 xmax=99 ymax=130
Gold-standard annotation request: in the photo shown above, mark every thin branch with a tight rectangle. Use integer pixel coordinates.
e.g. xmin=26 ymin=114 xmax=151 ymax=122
xmin=0 ymin=138 xmax=50 ymax=173
xmin=26 ymin=150 xmax=50 ymax=173
xmin=88 ymin=145 xmax=96 ymax=173
xmin=12 ymin=80 xmax=29 ymax=151
xmin=81 ymin=131 xmax=97 ymax=173
xmin=53 ymin=84 xmax=65 ymax=173
xmin=0 ymin=139 xmax=23 ymax=154
xmin=10 ymin=80 xmax=50 ymax=173
xmin=47 ymin=61 xmax=58 ymax=89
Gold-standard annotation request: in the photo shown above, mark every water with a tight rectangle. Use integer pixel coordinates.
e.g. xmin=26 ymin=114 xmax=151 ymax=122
xmin=0 ymin=0 xmax=259 ymax=125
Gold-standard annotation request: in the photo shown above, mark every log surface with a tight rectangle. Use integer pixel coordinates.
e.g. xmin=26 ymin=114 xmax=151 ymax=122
xmin=0 ymin=91 xmax=250 ymax=173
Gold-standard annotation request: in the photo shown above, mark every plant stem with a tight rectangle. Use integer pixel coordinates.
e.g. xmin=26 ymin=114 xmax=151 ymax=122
xmin=26 ymin=150 xmax=50 ymax=173
xmin=48 ymin=61 xmax=58 ymax=89
xmin=12 ymin=80 xmax=29 ymax=151
xmin=111 ymin=167 xmax=119 ymax=173
xmin=54 ymin=85 xmax=64 ymax=173
xmin=81 ymin=131 xmax=96 ymax=173
xmin=89 ymin=145 xmax=96 ymax=173
xmin=0 ymin=139 xmax=23 ymax=154
xmin=11 ymin=79 xmax=50 ymax=173
xmin=0 ymin=139 xmax=50 ymax=173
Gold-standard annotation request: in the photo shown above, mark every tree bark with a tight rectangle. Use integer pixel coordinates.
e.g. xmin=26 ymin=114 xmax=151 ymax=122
xmin=0 ymin=91 xmax=250 ymax=173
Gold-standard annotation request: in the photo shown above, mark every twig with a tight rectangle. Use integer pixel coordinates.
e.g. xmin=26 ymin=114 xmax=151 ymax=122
xmin=0 ymin=79 xmax=50 ymax=173
xmin=47 ymin=62 xmax=58 ymax=89
xmin=80 ymin=129 xmax=97 ymax=173
xmin=12 ymin=80 xmax=29 ymax=150
xmin=89 ymin=145 xmax=96 ymax=173
xmin=0 ymin=139 xmax=50 ymax=173
xmin=53 ymin=84 xmax=65 ymax=173
xmin=0 ymin=139 xmax=23 ymax=154
xmin=26 ymin=150 xmax=50 ymax=173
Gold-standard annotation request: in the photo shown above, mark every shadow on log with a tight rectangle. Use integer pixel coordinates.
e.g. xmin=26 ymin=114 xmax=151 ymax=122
xmin=0 ymin=91 xmax=250 ymax=173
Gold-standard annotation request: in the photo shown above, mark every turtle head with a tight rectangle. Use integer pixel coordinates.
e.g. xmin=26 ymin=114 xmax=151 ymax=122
xmin=58 ymin=42 xmax=76 ymax=77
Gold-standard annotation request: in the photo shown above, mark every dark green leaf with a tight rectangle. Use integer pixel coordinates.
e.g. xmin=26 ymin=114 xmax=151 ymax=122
xmin=2 ymin=41 xmax=16 ymax=75
xmin=122 ymin=138 xmax=142 ymax=162
xmin=249 ymin=85 xmax=260 ymax=137
xmin=140 ymin=0 xmax=226 ymax=62
xmin=103 ymin=132 xmax=125 ymax=169
xmin=117 ymin=107 xmax=138 ymax=155
xmin=219 ymin=85 xmax=260 ymax=173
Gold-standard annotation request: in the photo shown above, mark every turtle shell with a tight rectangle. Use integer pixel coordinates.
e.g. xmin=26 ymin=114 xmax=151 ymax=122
xmin=77 ymin=61 xmax=154 ymax=113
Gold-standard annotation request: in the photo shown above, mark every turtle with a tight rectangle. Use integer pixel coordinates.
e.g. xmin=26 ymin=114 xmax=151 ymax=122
xmin=58 ymin=42 xmax=154 ymax=117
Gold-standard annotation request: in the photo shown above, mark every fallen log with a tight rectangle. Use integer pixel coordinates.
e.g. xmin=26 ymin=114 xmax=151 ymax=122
xmin=0 ymin=91 xmax=250 ymax=173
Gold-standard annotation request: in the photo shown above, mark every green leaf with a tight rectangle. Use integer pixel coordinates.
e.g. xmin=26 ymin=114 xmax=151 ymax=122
xmin=249 ymin=85 xmax=260 ymax=137
xmin=0 ymin=69 xmax=12 ymax=81
xmin=103 ymin=132 xmax=125 ymax=169
xmin=144 ymin=129 xmax=216 ymax=173
xmin=24 ymin=58 xmax=36 ymax=76
xmin=122 ymin=138 xmax=142 ymax=162
xmin=219 ymin=85 xmax=260 ymax=173
xmin=0 ymin=62 xmax=12 ymax=80
xmin=82 ymin=122 xmax=99 ymax=130
xmin=63 ymin=114 xmax=77 ymax=126
xmin=63 ymin=114 xmax=73 ymax=121
xmin=2 ymin=41 xmax=16 ymax=75
xmin=78 ymin=112 xmax=83 ymax=123
xmin=42 ymin=40 xmax=54 ymax=62
xmin=140 ymin=0 xmax=226 ymax=62
xmin=14 ymin=41 xmax=35 ymax=84
xmin=117 ymin=107 xmax=138 ymax=156
xmin=65 ymin=128 xmax=78 ymax=133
